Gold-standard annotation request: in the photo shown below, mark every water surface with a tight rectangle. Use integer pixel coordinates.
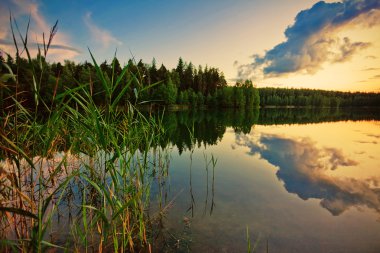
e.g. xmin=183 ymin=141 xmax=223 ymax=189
xmin=151 ymin=109 xmax=380 ymax=252
xmin=2 ymin=108 xmax=379 ymax=252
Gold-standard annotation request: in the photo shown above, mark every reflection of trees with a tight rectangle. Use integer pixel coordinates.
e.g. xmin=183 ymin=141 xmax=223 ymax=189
xmin=236 ymin=133 xmax=380 ymax=216
xmin=2 ymin=108 xmax=377 ymax=159
xmin=157 ymin=109 xmax=259 ymax=153
xmin=151 ymin=107 xmax=379 ymax=154
xmin=259 ymin=107 xmax=380 ymax=125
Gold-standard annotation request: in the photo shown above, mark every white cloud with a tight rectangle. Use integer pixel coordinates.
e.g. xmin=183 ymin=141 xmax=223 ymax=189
xmin=0 ymin=0 xmax=80 ymax=62
xmin=237 ymin=0 xmax=380 ymax=80
xmin=84 ymin=12 xmax=122 ymax=49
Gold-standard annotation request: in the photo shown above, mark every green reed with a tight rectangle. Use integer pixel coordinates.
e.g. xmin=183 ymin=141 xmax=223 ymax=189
xmin=0 ymin=16 xmax=166 ymax=252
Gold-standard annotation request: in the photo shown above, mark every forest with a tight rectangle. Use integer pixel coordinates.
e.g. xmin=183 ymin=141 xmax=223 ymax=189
xmin=0 ymin=54 xmax=259 ymax=112
xmin=259 ymin=87 xmax=380 ymax=107
xmin=1 ymin=53 xmax=379 ymax=113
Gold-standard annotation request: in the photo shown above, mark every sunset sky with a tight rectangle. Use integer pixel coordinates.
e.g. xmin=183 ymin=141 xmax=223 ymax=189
xmin=1 ymin=0 xmax=380 ymax=92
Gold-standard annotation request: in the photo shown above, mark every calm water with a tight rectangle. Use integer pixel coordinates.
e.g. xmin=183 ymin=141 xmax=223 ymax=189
xmin=150 ymin=108 xmax=380 ymax=252
xmin=2 ymin=108 xmax=379 ymax=252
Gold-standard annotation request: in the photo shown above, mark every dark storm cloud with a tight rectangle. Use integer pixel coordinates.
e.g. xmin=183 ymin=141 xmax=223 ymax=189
xmin=237 ymin=0 xmax=380 ymax=79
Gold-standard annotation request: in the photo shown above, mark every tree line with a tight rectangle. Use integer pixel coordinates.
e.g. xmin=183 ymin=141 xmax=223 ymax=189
xmin=1 ymin=53 xmax=379 ymax=112
xmin=0 ymin=54 xmax=259 ymax=112
xmin=259 ymin=87 xmax=380 ymax=107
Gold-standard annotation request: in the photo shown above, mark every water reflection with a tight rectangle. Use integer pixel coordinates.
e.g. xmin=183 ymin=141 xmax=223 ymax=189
xmin=2 ymin=108 xmax=380 ymax=252
xmin=235 ymin=133 xmax=380 ymax=216
xmin=151 ymin=107 xmax=380 ymax=154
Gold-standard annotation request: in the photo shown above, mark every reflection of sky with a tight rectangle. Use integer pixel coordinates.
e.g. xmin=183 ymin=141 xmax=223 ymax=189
xmin=235 ymin=121 xmax=380 ymax=216
xmin=152 ymin=120 xmax=380 ymax=252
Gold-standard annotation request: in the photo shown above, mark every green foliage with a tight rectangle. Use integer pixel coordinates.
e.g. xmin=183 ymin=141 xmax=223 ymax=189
xmin=258 ymin=87 xmax=380 ymax=107
xmin=221 ymin=86 xmax=233 ymax=107
xmin=156 ymin=76 xmax=177 ymax=105
xmin=156 ymin=108 xmax=260 ymax=153
xmin=1 ymin=53 xmax=234 ymax=110
xmin=0 ymin=17 xmax=166 ymax=253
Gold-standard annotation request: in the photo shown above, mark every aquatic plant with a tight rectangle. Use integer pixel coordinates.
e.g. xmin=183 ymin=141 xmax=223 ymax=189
xmin=0 ymin=15 xmax=167 ymax=252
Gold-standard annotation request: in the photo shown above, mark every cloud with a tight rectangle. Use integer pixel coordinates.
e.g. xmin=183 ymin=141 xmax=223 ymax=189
xmin=84 ymin=12 xmax=122 ymax=49
xmin=355 ymin=140 xmax=378 ymax=144
xmin=0 ymin=7 xmax=9 ymax=41
xmin=362 ymin=67 xmax=380 ymax=71
xmin=235 ymin=133 xmax=380 ymax=216
xmin=0 ymin=0 xmax=80 ymax=62
xmin=0 ymin=39 xmax=81 ymax=54
xmin=237 ymin=0 xmax=380 ymax=79
xmin=367 ymin=133 xmax=380 ymax=138
xmin=332 ymin=37 xmax=370 ymax=63
xmin=324 ymin=147 xmax=358 ymax=170
xmin=370 ymin=74 xmax=380 ymax=79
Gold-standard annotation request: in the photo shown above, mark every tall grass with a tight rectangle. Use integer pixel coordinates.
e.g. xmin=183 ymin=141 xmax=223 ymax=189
xmin=0 ymin=15 xmax=167 ymax=252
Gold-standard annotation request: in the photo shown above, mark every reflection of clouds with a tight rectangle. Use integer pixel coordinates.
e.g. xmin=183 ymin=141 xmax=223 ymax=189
xmin=356 ymin=140 xmax=378 ymax=144
xmin=356 ymin=131 xmax=379 ymax=145
xmin=366 ymin=134 xmax=380 ymax=139
xmin=366 ymin=177 xmax=380 ymax=187
xmin=325 ymin=147 xmax=358 ymax=170
xmin=236 ymin=133 xmax=380 ymax=216
xmin=0 ymin=152 xmax=78 ymax=197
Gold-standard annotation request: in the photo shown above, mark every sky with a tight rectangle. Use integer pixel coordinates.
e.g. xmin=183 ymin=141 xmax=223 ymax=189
xmin=1 ymin=0 xmax=380 ymax=92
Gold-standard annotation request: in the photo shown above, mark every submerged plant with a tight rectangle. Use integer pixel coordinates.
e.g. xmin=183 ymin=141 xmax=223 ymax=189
xmin=0 ymin=15 xmax=167 ymax=253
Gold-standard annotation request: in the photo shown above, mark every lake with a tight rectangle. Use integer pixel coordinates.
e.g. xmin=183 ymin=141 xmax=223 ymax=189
xmin=1 ymin=108 xmax=379 ymax=252
xmin=148 ymin=108 xmax=380 ymax=252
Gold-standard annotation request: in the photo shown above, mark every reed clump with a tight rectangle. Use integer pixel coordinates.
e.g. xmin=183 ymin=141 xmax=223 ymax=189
xmin=0 ymin=16 xmax=166 ymax=252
